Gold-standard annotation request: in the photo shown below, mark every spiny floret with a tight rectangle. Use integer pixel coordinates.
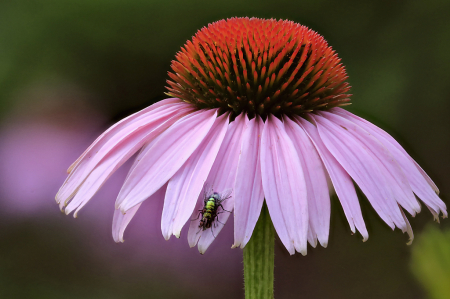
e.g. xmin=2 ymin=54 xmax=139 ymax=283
xmin=166 ymin=17 xmax=351 ymax=118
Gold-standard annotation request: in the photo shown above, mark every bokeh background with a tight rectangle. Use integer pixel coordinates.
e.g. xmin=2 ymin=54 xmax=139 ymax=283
xmin=1 ymin=1 xmax=449 ymax=298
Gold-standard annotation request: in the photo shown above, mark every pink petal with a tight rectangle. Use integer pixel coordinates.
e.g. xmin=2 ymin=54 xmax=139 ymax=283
xmin=297 ymin=116 xmax=368 ymax=241
xmin=187 ymin=113 xmax=247 ymax=254
xmin=319 ymin=111 xmax=420 ymax=216
xmin=332 ymin=108 xmax=439 ymax=193
xmin=112 ymin=204 xmax=141 ymax=243
xmin=63 ymin=104 xmax=193 ymax=216
xmin=260 ymin=115 xmax=308 ymax=255
xmin=400 ymin=207 xmax=414 ymax=245
xmin=307 ymin=228 xmax=317 ymax=248
xmin=112 ymin=183 xmax=167 ymax=242
xmin=117 ymin=109 xmax=218 ymax=212
xmin=59 ymin=100 xmax=186 ymax=204
xmin=425 ymin=203 xmax=441 ymax=222
xmin=232 ymin=115 xmax=265 ymax=249
xmin=161 ymin=113 xmax=229 ymax=240
xmin=67 ymin=98 xmax=182 ymax=174
xmin=56 ymin=100 xmax=188 ymax=202
xmin=331 ymin=107 xmax=446 ymax=217
xmin=312 ymin=114 xmax=407 ymax=232
xmin=284 ymin=116 xmax=330 ymax=248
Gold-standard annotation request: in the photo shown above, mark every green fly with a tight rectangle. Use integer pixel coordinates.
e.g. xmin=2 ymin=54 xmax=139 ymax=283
xmin=194 ymin=187 xmax=232 ymax=237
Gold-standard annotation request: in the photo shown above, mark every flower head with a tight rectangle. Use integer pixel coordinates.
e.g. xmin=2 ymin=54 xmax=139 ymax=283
xmin=57 ymin=17 xmax=446 ymax=255
xmin=166 ymin=17 xmax=350 ymax=118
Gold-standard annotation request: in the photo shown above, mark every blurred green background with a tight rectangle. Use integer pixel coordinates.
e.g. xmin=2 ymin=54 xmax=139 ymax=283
xmin=1 ymin=0 xmax=449 ymax=298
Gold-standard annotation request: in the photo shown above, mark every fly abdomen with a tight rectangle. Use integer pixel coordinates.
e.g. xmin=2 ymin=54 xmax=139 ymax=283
xmin=202 ymin=211 xmax=212 ymax=220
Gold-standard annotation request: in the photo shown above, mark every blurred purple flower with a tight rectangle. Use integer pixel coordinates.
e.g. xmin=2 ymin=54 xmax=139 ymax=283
xmin=0 ymin=93 xmax=240 ymax=292
xmin=0 ymin=83 xmax=112 ymax=217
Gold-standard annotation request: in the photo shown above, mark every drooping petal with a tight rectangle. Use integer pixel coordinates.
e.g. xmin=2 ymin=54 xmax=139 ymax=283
xmin=297 ymin=116 xmax=368 ymax=241
xmin=232 ymin=115 xmax=265 ymax=249
xmin=312 ymin=114 xmax=407 ymax=232
xmin=112 ymin=204 xmax=141 ymax=243
xmin=319 ymin=111 xmax=421 ymax=216
xmin=425 ymin=203 xmax=441 ymax=222
xmin=57 ymin=100 xmax=186 ymax=205
xmin=112 ymin=183 xmax=168 ymax=243
xmin=400 ymin=207 xmax=414 ymax=245
xmin=260 ymin=115 xmax=308 ymax=255
xmin=284 ymin=116 xmax=330 ymax=248
xmin=117 ymin=109 xmax=218 ymax=212
xmin=63 ymin=104 xmax=193 ymax=216
xmin=307 ymin=228 xmax=317 ymax=248
xmin=187 ymin=113 xmax=247 ymax=254
xmin=162 ymin=113 xmax=229 ymax=240
xmin=331 ymin=107 xmax=446 ymax=217
xmin=67 ymin=98 xmax=182 ymax=174
xmin=332 ymin=108 xmax=439 ymax=193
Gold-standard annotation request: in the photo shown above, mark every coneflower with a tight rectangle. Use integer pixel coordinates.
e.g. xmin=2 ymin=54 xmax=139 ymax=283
xmin=56 ymin=17 xmax=446 ymax=299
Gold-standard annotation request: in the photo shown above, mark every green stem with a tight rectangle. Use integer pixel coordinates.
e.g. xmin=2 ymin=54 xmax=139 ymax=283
xmin=243 ymin=202 xmax=275 ymax=299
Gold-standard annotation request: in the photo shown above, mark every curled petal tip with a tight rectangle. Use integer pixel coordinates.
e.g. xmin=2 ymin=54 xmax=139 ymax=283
xmin=231 ymin=244 xmax=239 ymax=249
xmin=406 ymin=227 xmax=414 ymax=245
xmin=361 ymin=231 xmax=369 ymax=242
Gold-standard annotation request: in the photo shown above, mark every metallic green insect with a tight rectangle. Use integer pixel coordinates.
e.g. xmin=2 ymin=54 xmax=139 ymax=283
xmin=195 ymin=188 xmax=232 ymax=237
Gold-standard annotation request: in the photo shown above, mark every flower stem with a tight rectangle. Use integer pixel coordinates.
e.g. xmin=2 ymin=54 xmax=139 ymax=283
xmin=243 ymin=202 xmax=275 ymax=299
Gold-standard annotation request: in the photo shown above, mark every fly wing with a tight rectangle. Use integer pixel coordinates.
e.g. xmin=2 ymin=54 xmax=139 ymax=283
xmin=202 ymin=183 xmax=213 ymax=203
xmin=218 ymin=188 xmax=233 ymax=203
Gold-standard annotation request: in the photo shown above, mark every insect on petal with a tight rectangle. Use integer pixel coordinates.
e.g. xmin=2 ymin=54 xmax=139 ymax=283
xmin=162 ymin=113 xmax=229 ymax=240
xmin=117 ymin=109 xmax=218 ymax=213
xmin=188 ymin=113 xmax=246 ymax=254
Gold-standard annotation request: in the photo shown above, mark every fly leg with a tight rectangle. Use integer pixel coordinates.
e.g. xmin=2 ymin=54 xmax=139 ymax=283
xmin=211 ymin=225 xmax=217 ymax=239
xmin=191 ymin=209 xmax=204 ymax=221
xmin=215 ymin=214 xmax=226 ymax=226
xmin=218 ymin=204 xmax=231 ymax=213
